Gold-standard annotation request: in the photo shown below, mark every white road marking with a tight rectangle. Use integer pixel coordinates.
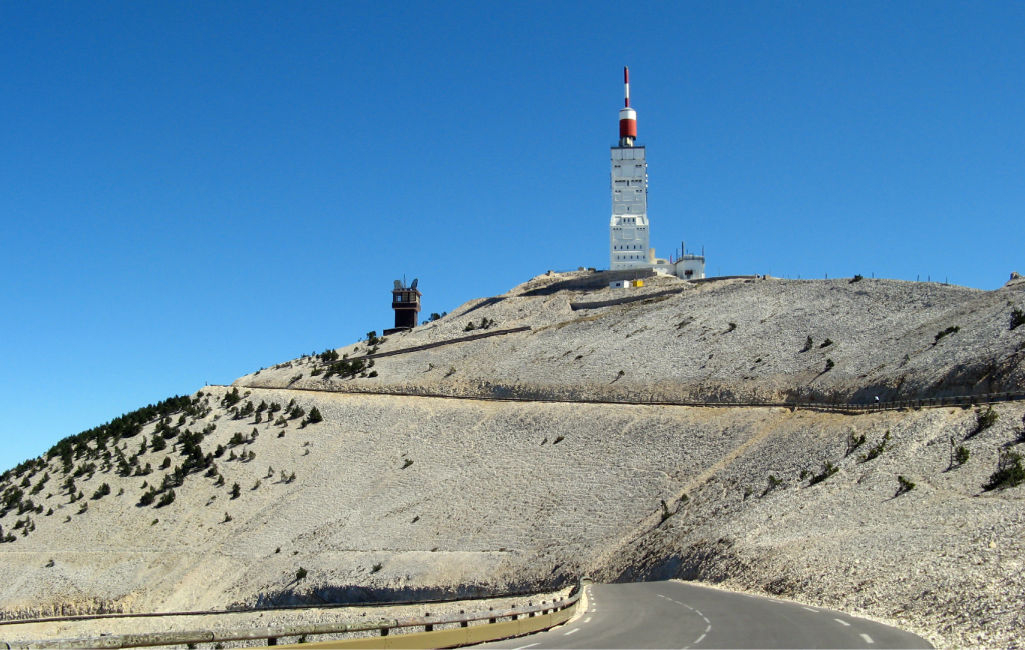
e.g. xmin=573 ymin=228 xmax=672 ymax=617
xmin=704 ymin=624 xmax=711 ymax=633
xmin=834 ymin=618 xmax=851 ymax=626
xmin=512 ymin=644 xmax=539 ymax=650
xmin=694 ymin=632 xmax=706 ymax=644
xmin=802 ymin=606 xmax=819 ymax=612
xmin=860 ymin=633 xmax=875 ymax=644
xmin=584 ymin=617 xmax=592 ymax=623
xmin=564 ymin=628 xmax=580 ymax=636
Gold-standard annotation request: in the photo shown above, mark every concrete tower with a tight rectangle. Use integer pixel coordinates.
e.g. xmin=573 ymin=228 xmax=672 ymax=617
xmin=609 ymin=67 xmax=651 ymax=270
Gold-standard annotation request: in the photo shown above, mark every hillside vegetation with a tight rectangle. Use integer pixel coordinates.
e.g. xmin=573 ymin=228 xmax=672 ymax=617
xmin=1 ymin=272 xmax=1023 ymax=647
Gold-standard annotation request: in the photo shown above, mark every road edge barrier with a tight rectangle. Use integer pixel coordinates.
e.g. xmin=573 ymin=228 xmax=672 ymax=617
xmin=4 ymin=583 xmax=582 ymax=650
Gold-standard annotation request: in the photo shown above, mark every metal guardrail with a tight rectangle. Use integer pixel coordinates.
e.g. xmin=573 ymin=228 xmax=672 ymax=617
xmin=0 ymin=585 xmax=552 ymax=627
xmin=5 ymin=585 xmax=582 ymax=649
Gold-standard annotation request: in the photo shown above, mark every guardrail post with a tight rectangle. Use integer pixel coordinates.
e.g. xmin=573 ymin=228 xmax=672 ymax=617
xmin=528 ymin=601 xmax=534 ymax=617
xmin=460 ymin=609 xmax=468 ymax=628
xmin=267 ymin=638 xmax=277 ymax=646
xmin=489 ymin=606 xmax=496 ymax=624
xmin=381 ymin=627 xmax=389 ymax=637
xmin=425 ymin=612 xmax=433 ymax=632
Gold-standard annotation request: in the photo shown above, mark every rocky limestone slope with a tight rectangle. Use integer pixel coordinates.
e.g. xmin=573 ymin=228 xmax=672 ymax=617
xmin=241 ymin=272 xmax=1025 ymax=405
xmin=1 ymin=273 xmax=1023 ymax=647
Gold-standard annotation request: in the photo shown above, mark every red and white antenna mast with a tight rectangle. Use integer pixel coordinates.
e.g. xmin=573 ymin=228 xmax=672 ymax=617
xmin=619 ymin=66 xmax=637 ymax=147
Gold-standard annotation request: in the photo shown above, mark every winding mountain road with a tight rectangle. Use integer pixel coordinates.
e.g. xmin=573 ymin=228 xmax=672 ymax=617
xmin=480 ymin=581 xmax=932 ymax=649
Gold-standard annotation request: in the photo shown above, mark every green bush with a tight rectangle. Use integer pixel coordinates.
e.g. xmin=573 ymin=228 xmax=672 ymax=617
xmin=933 ymin=326 xmax=960 ymax=344
xmin=296 ymin=567 xmax=308 ymax=582
xmin=861 ymin=431 xmax=890 ymax=462
xmin=91 ymin=483 xmax=111 ymax=500
xmin=138 ymin=488 xmax=157 ymax=507
xmin=850 ymin=274 xmax=863 ymax=283
xmin=156 ymin=490 xmax=175 ymax=508
xmin=303 ymin=407 xmax=323 ymax=426
xmin=824 ymin=359 xmax=834 ymax=372
xmin=222 ymin=388 xmax=242 ymax=408
xmin=984 ymin=451 xmax=1025 ymax=491
xmin=968 ymin=406 xmax=998 ymax=438
xmin=230 ymin=483 xmax=240 ymax=499
xmin=801 ymin=336 xmax=813 ymax=352
xmin=808 ymin=461 xmax=838 ymax=485
xmin=763 ymin=474 xmax=783 ymax=496
xmin=954 ymin=445 xmax=970 ymax=466
xmin=896 ymin=475 xmax=916 ymax=495
xmin=819 ymin=338 xmax=833 ymax=348
xmin=1010 ymin=307 xmax=1025 ymax=331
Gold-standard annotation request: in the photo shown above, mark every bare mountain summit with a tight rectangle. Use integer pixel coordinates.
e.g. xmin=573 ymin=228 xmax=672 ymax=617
xmin=1 ymin=272 xmax=1023 ymax=647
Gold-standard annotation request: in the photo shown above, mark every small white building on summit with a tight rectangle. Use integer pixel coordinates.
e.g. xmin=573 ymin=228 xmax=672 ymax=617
xmin=609 ymin=67 xmax=705 ymax=280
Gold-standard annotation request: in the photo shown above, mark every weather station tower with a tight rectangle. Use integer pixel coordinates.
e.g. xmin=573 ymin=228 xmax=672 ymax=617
xmin=609 ymin=66 xmax=651 ymax=270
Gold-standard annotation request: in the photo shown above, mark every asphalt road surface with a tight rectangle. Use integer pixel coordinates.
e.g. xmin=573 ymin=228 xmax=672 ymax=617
xmin=479 ymin=581 xmax=932 ymax=649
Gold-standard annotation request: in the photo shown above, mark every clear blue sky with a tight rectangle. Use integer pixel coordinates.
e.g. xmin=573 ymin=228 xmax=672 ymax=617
xmin=2 ymin=1 xmax=1023 ymax=472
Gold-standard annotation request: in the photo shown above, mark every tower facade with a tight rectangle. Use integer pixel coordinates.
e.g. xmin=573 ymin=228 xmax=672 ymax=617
xmin=610 ymin=67 xmax=651 ymax=270
xmin=390 ymin=279 xmax=420 ymax=331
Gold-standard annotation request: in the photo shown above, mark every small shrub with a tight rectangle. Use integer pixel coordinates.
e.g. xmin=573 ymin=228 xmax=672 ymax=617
xmin=763 ymin=474 xmax=783 ymax=496
xmin=401 ymin=459 xmax=413 ymax=470
xmin=660 ymin=499 xmax=673 ymax=522
xmin=808 ymin=461 xmax=838 ymax=486
xmin=464 ymin=322 xmax=476 ymax=332
xmin=553 ymin=435 xmax=565 ymax=444
xmin=726 ymin=322 xmax=737 ymax=333
xmin=933 ymin=325 xmax=960 ymax=344
xmin=252 ymin=480 xmax=261 ymax=490
xmin=850 ymin=274 xmax=863 ymax=283
xmin=159 ymin=457 xmax=171 ymax=469
xmin=1010 ymin=307 xmax=1025 ymax=331
xmin=819 ymin=338 xmax=833 ymax=348
xmin=801 ymin=336 xmax=813 ymax=352
xmin=968 ymin=406 xmax=998 ymax=438
xmin=138 ymin=489 xmax=157 ymax=507
xmin=371 ymin=562 xmax=383 ymax=573
xmin=368 ymin=370 xmax=378 ymax=378
xmin=846 ymin=432 xmax=866 ymax=456
xmin=223 ymin=512 xmax=232 ymax=523
xmin=896 ymin=475 xmax=915 ymax=495
xmin=296 ymin=567 xmax=308 ymax=582
xmin=861 ymin=431 xmax=890 ymax=462
xmin=984 ymin=451 xmax=1025 ymax=490
xmin=91 ymin=483 xmax=111 ymax=500
xmin=954 ymin=445 xmax=970 ymax=467
xmin=303 ymin=407 xmax=323 ymax=427
xmin=824 ymin=359 xmax=834 ymax=372
xmin=156 ymin=490 xmax=175 ymax=508
xmin=230 ymin=483 xmax=240 ymax=499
